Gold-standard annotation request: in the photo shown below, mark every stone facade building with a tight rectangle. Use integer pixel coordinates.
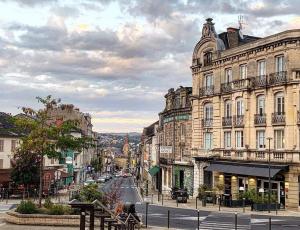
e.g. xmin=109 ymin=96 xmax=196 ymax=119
xmin=191 ymin=18 xmax=300 ymax=209
xmin=158 ymin=86 xmax=193 ymax=194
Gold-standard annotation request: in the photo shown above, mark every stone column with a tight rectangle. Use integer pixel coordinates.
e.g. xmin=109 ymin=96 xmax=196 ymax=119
xmin=231 ymin=175 xmax=238 ymax=200
xmin=285 ymin=168 xmax=299 ymax=210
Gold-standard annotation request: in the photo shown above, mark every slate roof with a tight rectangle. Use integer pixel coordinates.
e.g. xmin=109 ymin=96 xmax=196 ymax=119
xmin=0 ymin=112 xmax=23 ymax=138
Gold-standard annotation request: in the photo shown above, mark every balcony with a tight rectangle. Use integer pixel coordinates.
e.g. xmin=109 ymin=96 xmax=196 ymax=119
xmin=271 ymin=112 xmax=285 ymax=125
xmin=199 ymin=86 xmax=214 ymax=97
xmin=252 ymin=75 xmax=267 ymax=87
xmin=233 ymin=115 xmax=244 ymax=127
xmin=255 ymin=151 xmax=265 ymax=159
xmin=221 ymin=79 xmax=251 ymax=93
xmin=202 ymin=118 xmax=213 ymax=128
xmin=222 ymin=116 xmax=232 ymax=127
xmin=269 ymin=71 xmax=287 ymax=85
xmin=254 ymin=114 xmax=266 ymax=126
xmin=223 ymin=150 xmax=231 ymax=157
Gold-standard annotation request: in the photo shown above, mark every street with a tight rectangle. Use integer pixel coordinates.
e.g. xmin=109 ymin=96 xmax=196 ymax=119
xmin=1 ymin=177 xmax=300 ymax=229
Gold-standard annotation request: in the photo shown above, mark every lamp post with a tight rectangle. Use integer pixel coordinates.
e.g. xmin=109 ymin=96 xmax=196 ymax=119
xmin=267 ymin=137 xmax=273 ymax=213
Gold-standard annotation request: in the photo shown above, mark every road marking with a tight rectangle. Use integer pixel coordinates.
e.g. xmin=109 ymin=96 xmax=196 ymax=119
xmin=251 ymin=219 xmax=282 ymax=224
xmin=198 ymin=221 xmax=250 ymax=230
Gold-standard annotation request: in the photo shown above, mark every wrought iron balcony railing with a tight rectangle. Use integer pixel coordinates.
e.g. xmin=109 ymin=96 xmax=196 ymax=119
xmin=233 ymin=115 xmax=244 ymax=127
xmin=269 ymin=71 xmax=287 ymax=85
xmin=202 ymin=118 xmax=213 ymax=128
xmin=199 ymin=86 xmax=214 ymax=96
xmin=252 ymin=75 xmax=267 ymax=87
xmin=222 ymin=116 xmax=232 ymax=127
xmin=221 ymin=79 xmax=251 ymax=93
xmin=271 ymin=112 xmax=285 ymax=125
xmin=254 ymin=113 xmax=266 ymax=126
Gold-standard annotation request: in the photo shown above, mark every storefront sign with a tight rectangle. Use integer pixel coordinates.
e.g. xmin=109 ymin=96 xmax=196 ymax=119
xmin=160 ymin=146 xmax=172 ymax=154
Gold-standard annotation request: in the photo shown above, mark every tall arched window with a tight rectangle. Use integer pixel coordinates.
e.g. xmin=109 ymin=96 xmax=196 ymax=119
xmin=203 ymin=52 xmax=212 ymax=66
xmin=275 ymin=92 xmax=284 ymax=115
xmin=236 ymin=98 xmax=244 ymax=116
xmin=224 ymin=100 xmax=232 ymax=118
xmin=204 ymin=103 xmax=213 ymax=120
xmin=257 ymin=95 xmax=265 ymax=115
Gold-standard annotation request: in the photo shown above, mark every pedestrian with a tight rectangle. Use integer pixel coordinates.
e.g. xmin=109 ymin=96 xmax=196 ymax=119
xmin=115 ymin=202 xmax=124 ymax=216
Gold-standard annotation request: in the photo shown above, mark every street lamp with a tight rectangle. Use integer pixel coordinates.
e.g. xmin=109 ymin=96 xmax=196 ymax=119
xmin=266 ymin=137 xmax=273 ymax=213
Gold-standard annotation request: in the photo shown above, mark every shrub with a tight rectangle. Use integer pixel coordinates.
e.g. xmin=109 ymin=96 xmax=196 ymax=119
xmin=16 ymin=200 xmax=38 ymax=214
xmin=44 ymin=197 xmax=53 ymax=209
xmin=47 ymin=204 xmax=71 ymax=215
xmin=79 ymin=184 xmax=103 ymax=202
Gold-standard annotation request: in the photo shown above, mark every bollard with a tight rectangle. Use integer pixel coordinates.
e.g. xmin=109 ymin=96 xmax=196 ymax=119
xmin=151 ymin=194 xmax=154 ymax=204
xmin=269 ymin=217 xmax=271 ymax=230
xmin=167 ymin=210 xmax=170 ymax=229
xmin=145 ymin=202 xmax=149 ymax=228
xmin=218 ymin=196 xmax=221 ymax=211
xmin=197 ymin=210 xmax=200 ymax=230
xmin=275 ymin=202 xmax=278 ymax=215
xmin=176 ymin=198 xmax=178 ymax=207
xmin=243 ymin=198 xmax=245 ymax=213
xmin=196 ymin=197 xmax=198 ymax=209
xmin=162 ymin=194 xmax=164 ymax=206
xmin=158 ymin=192 xmax=160 ymax=202
xmin=235 ymin=212 xmax=237 ymax=230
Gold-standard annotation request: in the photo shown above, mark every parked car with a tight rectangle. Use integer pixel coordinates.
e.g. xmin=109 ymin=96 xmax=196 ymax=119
xmin=84 ymin=179 xmax=96 ymax=186
xmin=176 ymin=189 xmax=189 ymax=203
xmin=96 ymin=176 xmax=106 ymax=183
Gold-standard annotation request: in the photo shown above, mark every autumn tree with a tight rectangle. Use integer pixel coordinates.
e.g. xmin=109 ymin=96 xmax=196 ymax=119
xmin=12 ymin=96 xmax=92 ymax=207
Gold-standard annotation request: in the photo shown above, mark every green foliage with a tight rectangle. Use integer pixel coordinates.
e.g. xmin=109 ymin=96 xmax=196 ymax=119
xmin=198 ymin=184 xmax=211 ymax=199
xmin=44 ymin=197 xmax=53 ymax=209
xmin=90 ymin=157 xmax=103 ymax=173
xmin=238 ymin=189 xmax=277 ymax=204
xmin=16 ymin=200 xmax=38 ymax=214
xmin=47 ymin=204 xmax=71 ymax=215
xmin=79 ymin=184 xmax=103 ymax=203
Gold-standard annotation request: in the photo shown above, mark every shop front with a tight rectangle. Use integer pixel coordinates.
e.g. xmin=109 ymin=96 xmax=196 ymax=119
xmin=206 ymin=161 xmax=288 ymax=208
xmin=172 ymin=163 xmax=194 ymax=195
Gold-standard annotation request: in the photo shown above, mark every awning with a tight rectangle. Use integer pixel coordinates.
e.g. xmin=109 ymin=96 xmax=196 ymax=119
xmin=205 ymin=161 xmax=288 ymax=178
xmin=148 ymin=166 xmax=160 ymax=176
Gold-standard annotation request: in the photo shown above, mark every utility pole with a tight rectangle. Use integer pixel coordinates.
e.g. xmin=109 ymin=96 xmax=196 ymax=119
xmin=267 ymin=137 xmax=272 ymax=213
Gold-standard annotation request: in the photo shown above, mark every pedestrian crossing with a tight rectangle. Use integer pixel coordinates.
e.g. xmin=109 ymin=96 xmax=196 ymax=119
xmin=198 ymin=220 xmax=250 ymax=230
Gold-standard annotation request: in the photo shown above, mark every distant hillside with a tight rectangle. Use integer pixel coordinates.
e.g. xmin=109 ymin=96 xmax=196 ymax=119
xmin=97 ymin=132 xmax=141 ymax=148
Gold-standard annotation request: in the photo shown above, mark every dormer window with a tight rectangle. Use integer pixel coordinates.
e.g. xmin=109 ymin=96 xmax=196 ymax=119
xmin=203 ymin=52 xmax=212 ymax=66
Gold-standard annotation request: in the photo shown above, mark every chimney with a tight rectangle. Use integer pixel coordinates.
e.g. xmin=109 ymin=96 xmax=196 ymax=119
xmin=227 ymin=27 xmax=239 ymax=48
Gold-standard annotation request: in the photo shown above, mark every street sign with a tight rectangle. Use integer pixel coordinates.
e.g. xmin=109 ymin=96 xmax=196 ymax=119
xmin=65 ymin=156 xmax=73 ymax=164
xmin=160 ymin=146 xmax=172 ymax=154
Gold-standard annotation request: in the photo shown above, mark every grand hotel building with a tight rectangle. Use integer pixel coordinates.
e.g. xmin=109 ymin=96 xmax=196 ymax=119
xmin=191 ymin=18 xmax=300 ymax=209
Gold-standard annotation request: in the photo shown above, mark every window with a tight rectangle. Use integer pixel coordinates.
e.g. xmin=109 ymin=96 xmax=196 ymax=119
xmin=275 ymin=55 xmax=285 ymax=72
xmin=256 ymin=130 xmax=265 ymax=149
xmin=236 ymin=98 xmax=244 ymax=116
xmin=0 ymin=140 xmax=3 ymax=152
xmin=51 ymin=158 xmax=55 ymax=165
xmin=275 ymin=92 xmax=284 ymax=114
xmin=204 ymin=74 xmax=213 ymax=87
xmin=175 ymin=96 xmax=180 ymax=109
xmin=274 ymin=130 xmax=284 ymax=149
xmin=0 ymin=159 xmax=3 ymax=169
xmin=224 ymin=100 xmax=232 ymax=117
xmin=257 ymin=60 xmax=266 ymax=76
xmin=224 ymin=131 xmax=231 ymax=149
xmin=11 ymin=140 xmax=17 ymax=152
xmin=235 ymin=131 xmax=244 ymax=148
xmin=239 ymin=64 xmax=247 ymax=79
xmin=238 ymin=177 xmax=248 ymax=191
xmin=204 ymin=103 xmax=213 ymax=120
xmin=203 ymin=52 xmax=212 ymax=66
xmin=225 ymin=68 xmax=232 ymax=83
xmin=257 ymin=95 xmax=265 ymax=115
xmin=180 ymin=124 xmax=186 ymax=139
xmin=204 ymin=132 xmax=213 ymax=150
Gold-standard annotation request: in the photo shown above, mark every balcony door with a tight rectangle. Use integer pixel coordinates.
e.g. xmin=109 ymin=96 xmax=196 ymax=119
xmin=236 ymin=98 xmax=244 ymax=116
xmin=275 ymin=55 xmax=285 ymax=73
xmin=204 ymin=103 xmax=213 ymax=120
xmin=224 ymin=100 xmax=232 ymax=118
xmin=225 ymin=68 xmax=232 ymax=83
xmin=204 ymin=74 xmax=213 ymax=88
xmin=257 ymin=60 xmax=266 ymax=76
xmin=275 ymin=92 xmax=284 ymax=115
xmin=257 ymin=95 xmax=265 ymax=115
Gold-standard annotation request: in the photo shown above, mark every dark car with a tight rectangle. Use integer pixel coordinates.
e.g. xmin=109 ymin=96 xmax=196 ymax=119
xmin=175 ymin=189 xmax=189 ymax=203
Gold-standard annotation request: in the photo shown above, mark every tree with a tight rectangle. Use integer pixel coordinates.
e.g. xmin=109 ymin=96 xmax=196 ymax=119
xmin=12 ymin=96 xmax=92 ymax=207
xmin=90 ymin=156 xmax=103 ymax=173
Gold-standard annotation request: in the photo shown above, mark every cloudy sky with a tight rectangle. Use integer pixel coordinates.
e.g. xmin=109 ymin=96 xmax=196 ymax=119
xmin=1 ymin=0 xmax=300 ymax=132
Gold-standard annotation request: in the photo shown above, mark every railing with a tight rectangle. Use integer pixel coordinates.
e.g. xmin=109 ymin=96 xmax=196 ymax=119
xmin=191 ymin=148 xmax=218 ymax=158
xmin=221 ymin=79 xmax=251 ymax=93
xmin=223 ymin=150 xmax=231 ymax=157
xmin=271 ymin=112 xmax=285 ymax=125
xmin=202 ymin=118 xmax=213 ymax=127
xmin=254 ymin=114 xmax=266 ymax=126
xmin=251 ymin=75 xmax=267 ymax=87
xmin=269 ymin=71 xmax=287 ymax=85
xmin=233 ymin=115 xmax=244 ymax=127
xmin=199 ymin=86 xmax=214 ymax=96
xmin=255 ymin=151 xmax=265 ymax=159
xmin=222 ymin=116 xmax=232 ymax=127
xmin=235 ymin=150 xmax=245 ymax=158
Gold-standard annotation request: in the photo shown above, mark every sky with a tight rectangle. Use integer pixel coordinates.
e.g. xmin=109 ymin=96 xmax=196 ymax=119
xmin=1 ymin=0 xmax=300 ymax=133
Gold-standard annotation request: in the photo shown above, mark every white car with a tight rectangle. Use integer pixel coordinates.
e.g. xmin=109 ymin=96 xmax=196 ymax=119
xmin=96 ymin=177 xmax=106 ymax=183
xmin=84 ymin=179 xmax=96 ymax=186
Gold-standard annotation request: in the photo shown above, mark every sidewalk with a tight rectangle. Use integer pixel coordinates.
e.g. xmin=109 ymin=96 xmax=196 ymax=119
xmin=143 ymin=193 xmax=300 ymax=217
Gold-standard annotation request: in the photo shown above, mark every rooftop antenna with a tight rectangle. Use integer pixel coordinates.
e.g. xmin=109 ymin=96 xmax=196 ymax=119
xmin=238 ymin=15 xmax=244 ymax=39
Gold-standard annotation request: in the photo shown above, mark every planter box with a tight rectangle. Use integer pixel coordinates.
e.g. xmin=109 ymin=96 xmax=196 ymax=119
xmin=5 ymin=211 xmax=83 ymax=226
xmin=222 ymin=199 xmax=252 ymax=207
xmin=253 ymin=203 xmax=280 ymax=211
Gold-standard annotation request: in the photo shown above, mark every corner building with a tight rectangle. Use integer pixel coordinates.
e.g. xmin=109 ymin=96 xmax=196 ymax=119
xmin=191 ymin=18 xmax=300 ymax=209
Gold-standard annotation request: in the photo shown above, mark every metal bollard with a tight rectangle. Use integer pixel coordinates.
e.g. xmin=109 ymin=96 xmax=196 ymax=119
xmin=158 ymin=192 xmax=160 ymax=202
xmin=162 ymin=194 xmax=164 ymax=206
xmin=176 ymin=198 xmax=178 ymax=207
xmin=218 ymin=196 xmax=221 ymax=211
xmin=235 ymin=212 xmax=237 ymax=230
xmin=197 ymin=210 xmax=200 ymax=230
xmin=275 ymin=202 xmax=278 ymax=215
xmin=196 ymin=197 xmax=198 ymax=209
xmin=80 ymin=211 xmax=86 ymax=230
xmin=167 ymin=210 xmax=170 ymax=229
xmin=151 ymin=194 xmax=154 ymax=204
xmin=269 ymin=217 xmax=271 ymax=230
xmin=145 ymin=202 xmax=149 ymax=228
xmin=243 ymin=198 xmax=245 ymax=213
